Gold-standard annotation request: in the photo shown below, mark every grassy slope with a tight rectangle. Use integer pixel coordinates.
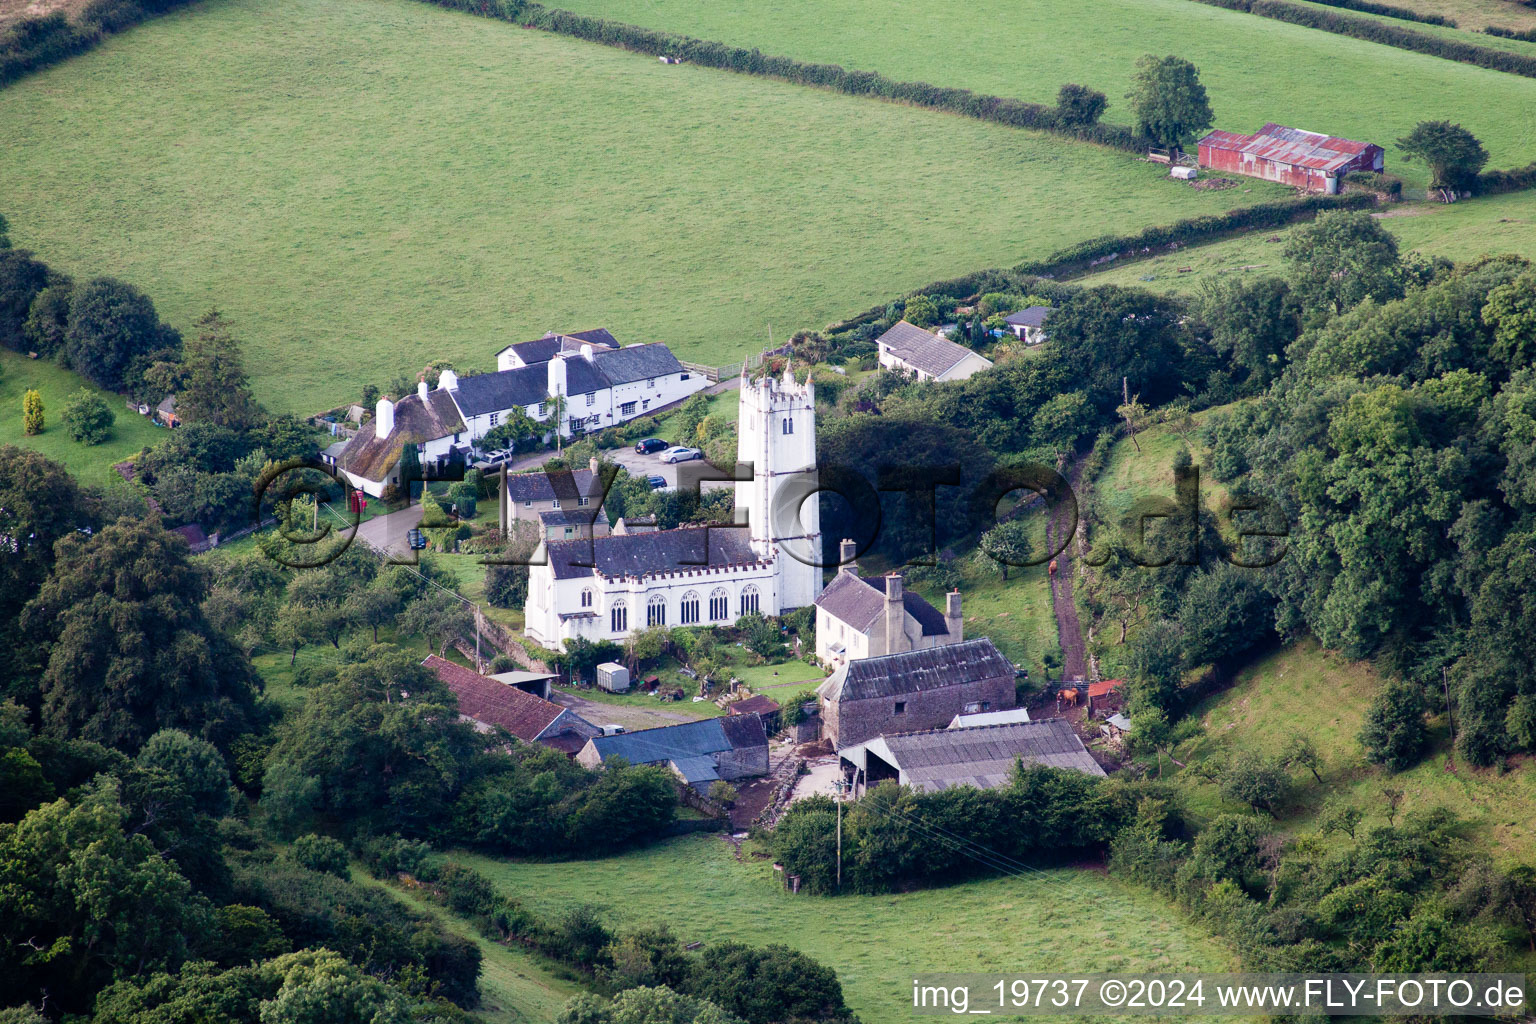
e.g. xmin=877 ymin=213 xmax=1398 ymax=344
xmin=453 ymin=834 xmax=1237 ymax=1024
xmin=1174 ymin=641 xmax=1536 ymax=867
xmin=0 ymin=0 xmax=1290 ymax=418
xmin=549 ymin=0 xmax=1536 ymax=188
xmin=1074 ymin=191 xmax=1536 ymax=294
xmin=0 ymin=347 xmax=163 ymax=488
xmin=354 ymin=872 xmax=587 ymax=1024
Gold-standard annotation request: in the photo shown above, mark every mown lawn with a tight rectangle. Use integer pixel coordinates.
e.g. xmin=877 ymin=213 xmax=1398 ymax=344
xmin=1074 ymin=190 xmax=1536 ymax=294
xmin=452 ymin=834 xmax=1238 ymax=1024
xmin=0 ymin=0 xmax=1294 ymax=417
xmin=1172 ymin=641 xmax=1536 ymax=867
xmin=551 ymin=0 xmax=1536 ymax=189
xmin=0 ymin=347 xmax=163 ymax=489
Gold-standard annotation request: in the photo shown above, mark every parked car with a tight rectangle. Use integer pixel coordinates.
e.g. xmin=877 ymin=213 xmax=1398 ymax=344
xmin=660 ymin=446 xmax=702 ymax=463
xmin=635 ymin=438 xmax=668 ymax=454
xmin=646 ymin=475 xmax=668 ymax=489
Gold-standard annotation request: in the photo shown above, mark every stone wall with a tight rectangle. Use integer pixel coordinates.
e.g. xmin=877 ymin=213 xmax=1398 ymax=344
xmin=826 ymin=673 xmax=1015 ymax=749
xmin=715 ymin=743 xmax=770 ymax=781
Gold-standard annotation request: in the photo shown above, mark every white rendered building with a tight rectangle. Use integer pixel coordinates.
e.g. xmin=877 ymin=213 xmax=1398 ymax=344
xmin=524 ymin=365 xmax=823 ymax=649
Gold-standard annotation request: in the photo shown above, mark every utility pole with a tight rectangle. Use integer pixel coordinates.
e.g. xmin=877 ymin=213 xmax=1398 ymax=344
xmin=475 ymin=605 xmax=482 ymax=671
xmin=1443 ymin=666 xmax=1456 ymax=748
xmin=835 ymin=777 xmax=843 ymax=892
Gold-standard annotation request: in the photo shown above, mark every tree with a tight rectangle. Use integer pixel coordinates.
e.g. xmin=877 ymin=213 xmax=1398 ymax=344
xmin=1396 ymin=120 xmax=1488 ymax=193
xmin=1218 ymin=751 xmax=1290 ymax=816
xmin=290 ymin=834 xmax=350 ymax=879
xmin=0 ymin=249 xmax=50 ymax=351
xmin=20 ymin=389 xmax=42 ymax=435
xmin=19 ymin=517 xmax=260 ymax=753
xmin=1125 ymin=54 xmax=1213 ymax=154
xmin=1056 ymin=82 xmax=1107 ymax=127
xmin=344 ymin=581 xmax=400 ymax=643
xmin=61 ymin=387 xmax=114 ymax=444
xmin=902 ymin=294 xmax=940 ymax=328
xmin=22 ymin=280 xmax=73 ymax=358
xmin=1283 ymin=210 xmax=1405 ymax=317
xmin=979 ymin=518 xmax=1033 ymax=580
xmin=1196 ymin=276 xmax=1300 ymax=388
xmin=63 ymin=277 xmax=180 ymax=393
xmin=1281 ymin=732 xmax=1324 ymax=783
xmin=1030 ymin=390 xmax=1096 ymax=457
xmin=176 ymin=309 xmax=263 ymax=428
xmin=397 ymin=592 xmax=472 ymax=656
xmin=1359 ymin=680 xmax=1429 ymax=772
xmin=1483 ymin=270 xmax=1536 ymax=369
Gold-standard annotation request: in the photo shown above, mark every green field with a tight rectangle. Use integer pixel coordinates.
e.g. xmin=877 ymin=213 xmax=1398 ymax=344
xmin=452 ymin=834 xmax=1237 ymax=1023
xmin=1172 ymin=642 xmax=1536 ymax=867
xmin=551 ymin=0 xmax=1536 ymax=188
xmin=0 ymin=347 xmax=163 ymax=489
xmin=1075 ymin=190 xmax=1536 ymax=294
xmin=0 ymin=0 xmax=1293 ymax=418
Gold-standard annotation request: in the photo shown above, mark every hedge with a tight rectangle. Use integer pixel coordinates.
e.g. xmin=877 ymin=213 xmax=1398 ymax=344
xmin=0 ymin=0 xmax=201 ymax=88
xmin=1307 ymin=0 xmax=1454 ymax=25
xmin=417 ymin=0 xmax=1154 ymax=154
xmin=826 ymin=193 xmax=1374 ymax=332
xmin=1486 ymin=25 xmax=1536 ymax=41
xmin=1477 ymin=161 xmax=1536 ymax=194
xmin=1186 ymin=0 xmax=1536 ymax=79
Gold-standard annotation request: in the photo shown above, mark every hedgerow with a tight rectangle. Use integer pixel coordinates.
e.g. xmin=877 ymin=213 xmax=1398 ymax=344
xmin=1486 ymin=24 xmax=1536 ymax=41
xmin=1185 ymin=0 xmax=1536 ymax=78
xmin=1307 ymin=0 xmax=1453 ymax=25
xmin=0 ymin=0 xmax=200 ymax=88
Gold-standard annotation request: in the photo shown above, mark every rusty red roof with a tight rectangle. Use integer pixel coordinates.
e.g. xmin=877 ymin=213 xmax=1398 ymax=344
xmin=1087 ymin=678 xmax=1123 ymax=700
xmin=422 ymin=654 xmax=565 ymax=742
xmin=1198 ymin=123 xmax=1378 ymax=173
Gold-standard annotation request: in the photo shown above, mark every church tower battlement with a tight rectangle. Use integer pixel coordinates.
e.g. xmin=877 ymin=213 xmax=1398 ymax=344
xmin=735 ymin=364 xmax=822 ymax=610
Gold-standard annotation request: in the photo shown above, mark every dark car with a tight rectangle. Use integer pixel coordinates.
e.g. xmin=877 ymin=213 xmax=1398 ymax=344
xmin=646 ymin=475 xmax=668 ymax=490
xmin=635 ymin=438 xmax=668 ymax=454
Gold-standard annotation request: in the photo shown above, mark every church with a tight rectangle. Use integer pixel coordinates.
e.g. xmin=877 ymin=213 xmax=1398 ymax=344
xmin=522 ymin=365 xmax=823 ymax=649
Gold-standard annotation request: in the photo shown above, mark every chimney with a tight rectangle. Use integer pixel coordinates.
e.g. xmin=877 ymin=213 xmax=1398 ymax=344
xmin=438 ymin=368 xmax=459 ymax=391
xmin=547 ymin=353 xmax=568 ymax=401
xmin=946 ymin=590 xmax=963 ymax=643
xmin=589 ymin=456 xmax=600 ymax=475
xmin=582 ymin=343 xmax=595 ymax=362
xmin=839 ymin=538 xmax=858 ymax=572
xmin=375 ymin=397 xmax=394 ymax=439
xmin=417 ymin=379 xmax=429 ymax=402
xmin=885 ymin=573 xmax=907 ymax=654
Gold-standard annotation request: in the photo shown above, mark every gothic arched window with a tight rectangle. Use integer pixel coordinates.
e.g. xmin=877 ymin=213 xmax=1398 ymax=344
xmin=610 ymin=600 xmax=627 ymax=633
xmin=680 ymin=591 xmax=700 ymax=625
xmin=647 ymin=593 xmax=667 ymax=627
xmin=581 ymin=588 xmax=594 ymax=608
xmin=708 ymin=588 xmax=729 ymax=621
xmin=740 ymin=584 xmax=760 ymax=616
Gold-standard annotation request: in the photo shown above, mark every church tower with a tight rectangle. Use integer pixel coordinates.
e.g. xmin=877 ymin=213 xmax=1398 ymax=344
xmin=736 ymin=364 xmax=822 ymax=610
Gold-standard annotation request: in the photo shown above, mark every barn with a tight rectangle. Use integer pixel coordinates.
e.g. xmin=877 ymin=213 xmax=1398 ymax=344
xmin=1196 ymin=123 xmax=1383 ymax=194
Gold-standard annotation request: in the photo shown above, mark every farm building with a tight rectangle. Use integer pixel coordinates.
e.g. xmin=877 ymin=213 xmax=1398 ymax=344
xmin=728 ymin=694 xmax=782 ymax=733
xmin=422 ymin=655 xmax=598 ymax=755
xmin=1196 ymin=123 xmax=1383 ymax=194
xmin=814 ymin=544 xmax=963 ymax=666
xmin=948 ymin=707 xmax=1032 ymax=729
xmin=576 ymin=714 xmax=770 ymax=789
xmin=875 ymin=320 xmax=993 ymax=382
xmin=1002 ymin=306 xmax=1053 ymax=345
xmin=815 ymin=638 xmax=1016 ymax=750
xmin=837 ymin=719 xmax=1104 ymax=793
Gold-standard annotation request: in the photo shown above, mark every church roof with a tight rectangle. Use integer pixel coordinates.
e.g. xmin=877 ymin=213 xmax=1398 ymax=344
xmin=814 ymin=571 xmax=950 ymax=636
xmin=545 ymin=525 xmax=760 ymax=580
xmin=817 ymin=638 xmax=1014 ymax=703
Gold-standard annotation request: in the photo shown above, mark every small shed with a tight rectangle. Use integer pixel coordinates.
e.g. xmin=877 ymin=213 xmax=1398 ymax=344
xmin=596 ymin=662 xmax=631 ymax=693
xmin=728 ymin=694 xmax=782 ymax=733
xmin=155 ymin=395 xmax=181 ymax=428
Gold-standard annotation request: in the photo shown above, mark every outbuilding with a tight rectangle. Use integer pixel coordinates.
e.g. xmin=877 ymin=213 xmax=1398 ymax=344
xmin=1197 ymin=123 xmax=1383 ymax=194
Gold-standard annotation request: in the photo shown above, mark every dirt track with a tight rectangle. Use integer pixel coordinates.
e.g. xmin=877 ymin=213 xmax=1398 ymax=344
xmin=1047 ymin=460 xmax=1089 ymax=682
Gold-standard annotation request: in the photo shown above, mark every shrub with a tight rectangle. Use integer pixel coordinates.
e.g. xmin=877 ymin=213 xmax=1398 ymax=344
xmin=1359 ymin=680 xmax=1429 ymax=771
xmin=1486 ymin=24 xmax=1536 ymax=42
xmin=1055 ymin=82 xmax=1107 ymax=126
xmin=289 ymin=833 xmax=350 ymax=879
xmin=62 ymin=388 xmax=114 ymax=444
xmin=21 ymin=389 xmax=43 ymax=435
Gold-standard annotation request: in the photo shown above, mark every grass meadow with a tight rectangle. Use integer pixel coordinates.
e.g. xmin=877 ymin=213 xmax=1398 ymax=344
xmin=1074 ymin=190 xmax=1536 ymax=294
xmin=452 ymin=834 xmax=1239 ymax=1024
xmin=550 ymin=0 xmax=1536 ymax=189
xmin=0 ymin=0 xmax=1292 ymax=418
xmin=0 ymin=347 xmax=163 ymax=488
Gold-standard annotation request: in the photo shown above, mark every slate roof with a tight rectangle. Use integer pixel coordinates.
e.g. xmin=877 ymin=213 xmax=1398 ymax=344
xmin=422 ymin=654 xmax=572 ymax=743
xmin=817 ymin=638 xmax=1014 ymax=703
xmin=591 ymin=343 xmax=685 ymax=384
xmin=338 ymin=390 xmax=466 ymax=483
xmin=450 ymin=365 xmax=551 ymax=418
xmin=859 ymin=719 xmax=1105 ymax=791
xmin=1197 ymin=123 xmax=1379 ymax=173
xmin=814 ymin=571 xmax=951 ymax=636
xmin=1004 ymin=306 xmax=1053 ymax=328
xmin=539 ymin=508 xmax=603 ymax=527
xmin=496 ymin=328 xmax=621 ymax=364
xmin=728 ymin=695 xmax=781 ymax=718
xmin=546 ymin=526 xmax=759 ymax=580
xmin=875 ymin=320 xmax=986 ymax=378
xmin=669 ymin=756 xmax=721 ymax=785
xmin=948 ymin=707 xmax=1033 ymax=729
xmin=505 ymin=467 xmax=600 ymax=504
xmin=585 ymin=714 xmax=767 ymax=766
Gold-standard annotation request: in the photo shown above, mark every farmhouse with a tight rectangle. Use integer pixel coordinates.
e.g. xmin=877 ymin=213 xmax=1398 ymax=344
xmin=524 ymin=366 xmax=822 ymax=649
xmin=1003 ymin=306 xmax=1053 ymax=345
xmin=814 ymin=543 xmax=963 ymax=667
xmin=337 ymin=330 xmax=707 ymax=497
xmin=422 ymin=655 xmax=599 ymax=755
xmin=499 ymin=457 xmax=607 ymax=533
xmin=815 ymin=638 xmax=1016 ymax=750
xmin=576 ymin=714 xmax=770 ymax=789
xmin=837 ymin=719 xmax=1104 ymax=793
xmin=1196 ymin=123 xmax=1383 ymax=194
xmin=875 ymin=320 xmax=992 ymax=382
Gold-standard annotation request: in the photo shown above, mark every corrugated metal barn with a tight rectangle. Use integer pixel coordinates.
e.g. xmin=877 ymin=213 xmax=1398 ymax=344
xmin=1197 ymin=123 xmax=1383 ymax=193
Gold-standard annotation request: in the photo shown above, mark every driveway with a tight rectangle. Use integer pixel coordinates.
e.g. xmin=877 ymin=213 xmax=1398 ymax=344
xmin=350 ymin=503 xmax=423 ymax=558
xmin=606 ymin=445 xmax=736 ymax=493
